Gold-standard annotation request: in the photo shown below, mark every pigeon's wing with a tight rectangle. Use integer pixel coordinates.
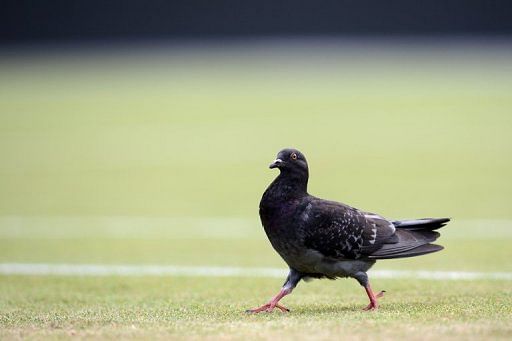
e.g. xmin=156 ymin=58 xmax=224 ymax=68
xmin=300 ymin=199 xmax=396 ymax=259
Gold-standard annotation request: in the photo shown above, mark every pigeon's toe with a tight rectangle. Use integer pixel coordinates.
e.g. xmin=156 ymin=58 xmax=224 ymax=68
xmin=246 ymin=302 xmax=290 ymax=314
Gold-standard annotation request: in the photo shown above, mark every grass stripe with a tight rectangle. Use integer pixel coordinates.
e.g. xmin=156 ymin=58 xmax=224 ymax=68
xmin=0 ymin=217 xmax=511 ymax=239
xmin=1 ymin=263 xmax=511 ymax=280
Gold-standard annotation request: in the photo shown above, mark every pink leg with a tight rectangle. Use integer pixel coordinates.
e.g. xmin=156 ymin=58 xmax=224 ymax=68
xmin=246 ymin=288 xmax=292 ymax=314
xmin=363 ymin=283 xmax=385 ymax=311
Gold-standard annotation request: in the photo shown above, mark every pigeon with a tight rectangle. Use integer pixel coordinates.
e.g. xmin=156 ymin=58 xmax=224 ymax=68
xmin=246 ymin=148 xmax=450 ymax=312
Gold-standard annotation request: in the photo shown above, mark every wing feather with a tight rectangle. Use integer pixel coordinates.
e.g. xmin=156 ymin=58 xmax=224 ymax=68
xmin=301 ymin=199 xmax=396 ymax=259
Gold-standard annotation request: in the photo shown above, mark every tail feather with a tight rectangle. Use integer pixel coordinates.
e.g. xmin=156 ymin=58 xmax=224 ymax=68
xmin=368 ymin=217 xmax=450 ymax=260
xmin=369 ymin=244 xmax=444 ymax=259
xmin=392 ymin=217 xmax=450 ymax=231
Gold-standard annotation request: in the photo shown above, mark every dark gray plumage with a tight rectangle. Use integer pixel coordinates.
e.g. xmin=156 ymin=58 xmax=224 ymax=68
xmin=246 ymin=148 xmax=450 ymax=313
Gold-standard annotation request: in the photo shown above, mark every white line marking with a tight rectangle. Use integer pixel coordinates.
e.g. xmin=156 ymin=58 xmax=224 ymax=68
xmin=1 ymin=263 xmax=511 ymax=280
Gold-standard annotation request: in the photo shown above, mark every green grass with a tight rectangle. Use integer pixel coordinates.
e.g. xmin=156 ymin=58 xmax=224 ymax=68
xmin=1 ymin=218 xmax=511 ymax=339
xmin=1 ymin=43 xmax=512 ymax=219
xmin=1 ymin=276 xmax=511 ymax=340
xmin=0 ymin=218 xmax=511 ymax=272
xmin=1 ymin=41 xmax=512 ymax=339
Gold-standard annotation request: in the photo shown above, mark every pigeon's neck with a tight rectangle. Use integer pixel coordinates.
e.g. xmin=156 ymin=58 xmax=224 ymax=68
xmin=263 ymin=172 xmax=309 ymax=204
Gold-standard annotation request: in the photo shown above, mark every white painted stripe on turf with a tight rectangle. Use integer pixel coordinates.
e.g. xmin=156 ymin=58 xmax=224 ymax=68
xmin=369 ymin=270 xmax=512 ymax=281
xmin=0 ymin=263 xmax=286 ymax=278
xmin=0 ymin=263 xmax=511 ymax=280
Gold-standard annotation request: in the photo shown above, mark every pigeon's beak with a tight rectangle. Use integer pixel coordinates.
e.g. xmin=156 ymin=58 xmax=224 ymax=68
xmin=269 ymin=158 xmax=283 ymax=169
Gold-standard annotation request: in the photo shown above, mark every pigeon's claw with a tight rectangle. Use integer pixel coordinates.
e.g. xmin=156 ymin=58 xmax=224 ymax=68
xmin=271 ymin=303 xmax=290 ymax=313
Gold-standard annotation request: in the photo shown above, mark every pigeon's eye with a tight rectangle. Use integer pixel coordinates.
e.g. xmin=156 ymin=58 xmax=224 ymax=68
xmin=291 ymin=153 xmax=297 ymax=160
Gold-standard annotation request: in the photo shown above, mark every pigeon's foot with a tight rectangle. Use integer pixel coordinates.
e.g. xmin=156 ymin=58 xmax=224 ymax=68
xmin=245 ymin=288 xmax=291 ymax=314
xmin=363 ymin=284 xmax=385 ymax=311
xmin=245 ymin=302 xmax=290 ymax=314
xmin=363 ymin=303 xmax=377 ymax=311
xmin=362 ymin=291 xmax=385 ymax=311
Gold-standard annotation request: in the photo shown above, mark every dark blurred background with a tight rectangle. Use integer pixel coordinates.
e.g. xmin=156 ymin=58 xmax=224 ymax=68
xmin=2 ymin=0 xmax=512 ymax=43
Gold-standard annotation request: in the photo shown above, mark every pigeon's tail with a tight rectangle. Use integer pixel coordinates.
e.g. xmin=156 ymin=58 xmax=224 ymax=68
xmin=391 ymin=217 xmax=450 ymax=231
xmin=368 ymin=218 xmax=450 ymax=260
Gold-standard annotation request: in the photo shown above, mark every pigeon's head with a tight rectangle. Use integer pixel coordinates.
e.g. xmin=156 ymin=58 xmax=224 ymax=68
xmin=269 ymin=148 xmax=309 ymax=175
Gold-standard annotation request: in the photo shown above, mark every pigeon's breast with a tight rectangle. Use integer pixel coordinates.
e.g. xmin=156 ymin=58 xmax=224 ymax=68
xmin=259 ymin=200 xmax=305 ymax=261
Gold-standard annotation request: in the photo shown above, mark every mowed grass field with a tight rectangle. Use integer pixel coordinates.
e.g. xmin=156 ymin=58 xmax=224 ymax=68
xmin=1 ymin=40 xmax=512 ymax=339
